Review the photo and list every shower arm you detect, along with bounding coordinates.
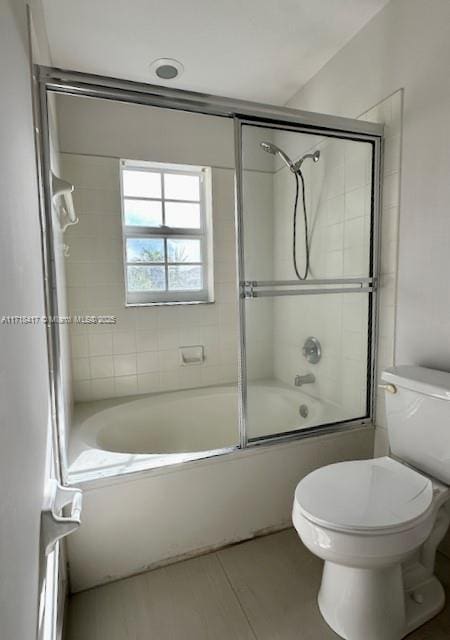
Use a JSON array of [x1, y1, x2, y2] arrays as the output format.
[[291, 153, 319, 173]]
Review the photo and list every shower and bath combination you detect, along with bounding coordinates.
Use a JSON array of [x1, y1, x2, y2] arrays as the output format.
[[260, 141, 320, 280]]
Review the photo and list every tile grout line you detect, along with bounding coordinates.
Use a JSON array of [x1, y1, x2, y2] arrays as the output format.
[[215, 551, 259, 640]]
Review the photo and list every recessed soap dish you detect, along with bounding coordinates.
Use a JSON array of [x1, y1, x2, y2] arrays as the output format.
[[179, 345, 205, 366]]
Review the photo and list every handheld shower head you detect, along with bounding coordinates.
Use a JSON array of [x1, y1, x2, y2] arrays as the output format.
[[260, 141, 294, 171], [259, 140, 321, 281], [260, 141, 277, 154]]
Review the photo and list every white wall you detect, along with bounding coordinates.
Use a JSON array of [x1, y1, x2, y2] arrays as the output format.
[[287, 0, 450, 372], [55, 95, 275, 403], [0, 1, 52, 638], [285, 0, 450, 549]]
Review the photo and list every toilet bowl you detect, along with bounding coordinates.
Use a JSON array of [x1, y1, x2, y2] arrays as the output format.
[[293, 366, 450, 639], [293, 456, 449, 640]]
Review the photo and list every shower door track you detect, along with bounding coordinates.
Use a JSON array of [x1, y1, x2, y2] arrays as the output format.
[[34, 65, 383, 479]]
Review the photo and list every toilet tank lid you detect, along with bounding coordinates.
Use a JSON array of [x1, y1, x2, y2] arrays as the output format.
[[382, 365, 450, 400]]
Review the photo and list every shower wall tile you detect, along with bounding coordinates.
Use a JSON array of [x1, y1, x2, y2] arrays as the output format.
[[72, 357, 90, 382], [114, 375, 138, 397], [62, 155, 254, 402], [241, 169, 275, 382], [90, 355, 114, 379], [71, 334, 89, 358], [91, 378, 115, 402]]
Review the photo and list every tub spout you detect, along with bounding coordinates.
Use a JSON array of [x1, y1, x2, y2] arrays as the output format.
[[294, 373, 315, 387]]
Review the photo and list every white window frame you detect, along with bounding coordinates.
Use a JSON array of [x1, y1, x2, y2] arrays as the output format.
[[120, 159, 214, 305]]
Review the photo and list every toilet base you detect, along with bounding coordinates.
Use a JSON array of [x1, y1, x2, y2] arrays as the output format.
[[318, 560, 445, 640]]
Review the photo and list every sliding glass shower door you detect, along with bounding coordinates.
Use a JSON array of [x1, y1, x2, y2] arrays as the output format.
[[236, 120, 379, 443]]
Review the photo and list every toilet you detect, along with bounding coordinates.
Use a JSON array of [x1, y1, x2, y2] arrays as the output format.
[[293, 365, 450, 640]]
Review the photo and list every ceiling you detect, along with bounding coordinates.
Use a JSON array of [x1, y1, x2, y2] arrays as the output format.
[[42, 0, 390, 105]]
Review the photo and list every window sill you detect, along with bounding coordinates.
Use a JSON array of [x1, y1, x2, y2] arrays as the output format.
[[124, 299, 216, 308]]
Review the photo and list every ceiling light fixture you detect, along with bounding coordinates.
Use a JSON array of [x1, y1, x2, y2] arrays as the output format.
[[149, 58, 184, 81]]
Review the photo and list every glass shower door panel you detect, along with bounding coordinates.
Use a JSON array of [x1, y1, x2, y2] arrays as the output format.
[[244, 293, 370, 441], [240, 121, 375, 441], [241, 124, 373, 282]]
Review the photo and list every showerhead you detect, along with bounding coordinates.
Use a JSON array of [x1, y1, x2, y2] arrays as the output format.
[[292, 150, 321, 171], [260, 141, 294, 171], [260, 141, 277, 154], [260, 141, 320, 173]]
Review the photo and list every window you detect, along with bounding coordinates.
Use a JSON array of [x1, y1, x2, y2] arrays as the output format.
[[120, 160, 214, 305]]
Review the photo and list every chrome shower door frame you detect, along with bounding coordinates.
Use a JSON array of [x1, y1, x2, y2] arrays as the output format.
[[35, 66, 383, 478], [234, 117, 383, 449]]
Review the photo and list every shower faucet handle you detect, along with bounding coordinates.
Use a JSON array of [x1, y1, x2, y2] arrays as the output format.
[[302, 337, 321, 364]]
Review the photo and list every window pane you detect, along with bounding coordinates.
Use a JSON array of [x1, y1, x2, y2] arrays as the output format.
[[165, 202, 201, 228], [126, 238, 164, 263], [127, 266, 165, 291], [122, 170, 161, 198], [167, 239, 201, 263], [168, 265, 203, 290], [164, 173, 200, 201], [124, 199, 162, 226]]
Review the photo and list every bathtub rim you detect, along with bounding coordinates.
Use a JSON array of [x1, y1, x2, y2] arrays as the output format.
[[68, 381, 372, 487], [68, 418, 373, 489], [69, 423, 374, 491], [72, 380, 331, 456]]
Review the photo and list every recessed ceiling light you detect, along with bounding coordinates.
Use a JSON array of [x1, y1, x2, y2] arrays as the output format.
[[149, 58, 184, 81]]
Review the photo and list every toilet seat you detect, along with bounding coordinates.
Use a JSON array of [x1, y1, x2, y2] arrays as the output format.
[[294, 457, 434, 535]]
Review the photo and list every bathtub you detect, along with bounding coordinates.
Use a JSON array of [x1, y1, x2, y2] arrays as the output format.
[[68, 381, 342, 483], [66, 382, 372, 591]]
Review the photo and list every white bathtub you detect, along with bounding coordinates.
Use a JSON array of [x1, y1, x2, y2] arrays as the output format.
[[68, 382, 342, 483], [81, 385, 239, 455], [66, 383, 371, 591]]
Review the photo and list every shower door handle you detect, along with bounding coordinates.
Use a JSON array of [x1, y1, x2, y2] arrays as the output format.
[[41, 479, 83, 555], [240, 278, 375, 299]]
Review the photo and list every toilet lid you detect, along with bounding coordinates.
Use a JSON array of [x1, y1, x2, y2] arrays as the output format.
[[295, 457, 433, 533]]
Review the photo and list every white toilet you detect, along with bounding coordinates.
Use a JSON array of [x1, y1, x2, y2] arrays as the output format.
[[293, 366, 450, 640]]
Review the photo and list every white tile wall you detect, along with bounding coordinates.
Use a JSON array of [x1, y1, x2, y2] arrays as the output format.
[[63, 154, 241, 402], [242, 169, 275, 382]]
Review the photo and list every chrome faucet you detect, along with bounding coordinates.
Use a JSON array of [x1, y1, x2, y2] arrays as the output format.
[[294, 373, 315, 387]]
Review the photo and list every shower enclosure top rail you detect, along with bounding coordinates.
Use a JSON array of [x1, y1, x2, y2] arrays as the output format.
[[37, 65, 384, 139]]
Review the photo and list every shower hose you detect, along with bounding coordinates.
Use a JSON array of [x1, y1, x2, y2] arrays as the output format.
[[293, 169, 310, 280]]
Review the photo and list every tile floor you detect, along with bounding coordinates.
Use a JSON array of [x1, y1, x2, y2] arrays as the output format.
[[66, 528, 450, 639]]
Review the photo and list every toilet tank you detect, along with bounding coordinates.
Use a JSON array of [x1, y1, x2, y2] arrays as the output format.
[[381, 366, 450, 484]]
